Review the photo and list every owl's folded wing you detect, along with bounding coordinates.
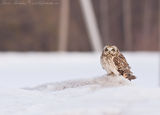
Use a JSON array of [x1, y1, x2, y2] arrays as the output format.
[[113, 53, 131, 73]]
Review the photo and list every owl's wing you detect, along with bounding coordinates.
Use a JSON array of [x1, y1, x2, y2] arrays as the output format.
[[113, 53, 131, 75]]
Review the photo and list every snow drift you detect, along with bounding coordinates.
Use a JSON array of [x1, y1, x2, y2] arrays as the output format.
[[0, 52, 159, 115], [27, 74, 131, 91]]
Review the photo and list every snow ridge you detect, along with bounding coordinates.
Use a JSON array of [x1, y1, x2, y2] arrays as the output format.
[[26, 74, 131, 91]]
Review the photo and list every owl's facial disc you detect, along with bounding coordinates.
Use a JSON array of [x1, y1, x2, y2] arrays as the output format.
[[103, 45, 118, 55]]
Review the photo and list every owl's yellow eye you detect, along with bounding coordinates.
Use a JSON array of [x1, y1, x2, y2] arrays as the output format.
[[105, 48, 108, 51], [111, 49, 115, 51]]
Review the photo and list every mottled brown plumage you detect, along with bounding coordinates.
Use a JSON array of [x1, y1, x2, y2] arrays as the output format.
[[100, 45, 136, 81]]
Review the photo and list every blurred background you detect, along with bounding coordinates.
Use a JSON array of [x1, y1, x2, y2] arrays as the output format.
[[0, 0, 159, 88], [0, 0, 159, 51], [0, 1, 160, 114]]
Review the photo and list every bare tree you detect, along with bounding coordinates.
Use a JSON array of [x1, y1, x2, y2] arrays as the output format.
[[58, 0, 70, 51], [123, 0, 132, 50], [100, 0, 110, 46], [80, 0, 102, 52]]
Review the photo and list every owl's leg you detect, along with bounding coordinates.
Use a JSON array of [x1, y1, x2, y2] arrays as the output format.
[[105, 66, 115, 76]]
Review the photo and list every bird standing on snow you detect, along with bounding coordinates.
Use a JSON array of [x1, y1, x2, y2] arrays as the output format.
[[100, 45, 136, 81]]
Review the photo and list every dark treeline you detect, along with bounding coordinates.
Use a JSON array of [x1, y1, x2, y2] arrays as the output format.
[[0, 0, 159, 51]]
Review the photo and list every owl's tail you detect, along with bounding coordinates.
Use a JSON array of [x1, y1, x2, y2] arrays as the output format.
[[123, 73, 136, 81]]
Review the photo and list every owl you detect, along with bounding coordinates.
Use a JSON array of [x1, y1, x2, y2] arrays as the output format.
[[100, 45, 136, 81]]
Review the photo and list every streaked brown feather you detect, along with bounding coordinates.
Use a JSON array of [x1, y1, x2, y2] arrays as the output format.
[[113, 53, 130, 70], [113, 53, 136, 80]]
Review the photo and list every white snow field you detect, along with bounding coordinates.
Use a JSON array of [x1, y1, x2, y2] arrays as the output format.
[[0, 52, 160, 115]]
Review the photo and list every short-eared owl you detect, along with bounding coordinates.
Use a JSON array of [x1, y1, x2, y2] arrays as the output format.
[[101, 45, 136, 81]]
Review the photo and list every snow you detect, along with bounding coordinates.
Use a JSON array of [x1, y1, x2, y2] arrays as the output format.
[[26, 75, 131, 91], [0, 52, 159, 115]]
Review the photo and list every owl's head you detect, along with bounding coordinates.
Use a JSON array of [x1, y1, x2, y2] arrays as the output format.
[[103, 45, 119, 56]]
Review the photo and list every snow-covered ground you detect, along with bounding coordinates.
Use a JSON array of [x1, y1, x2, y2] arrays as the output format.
[[0, 52, 160, 115]]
